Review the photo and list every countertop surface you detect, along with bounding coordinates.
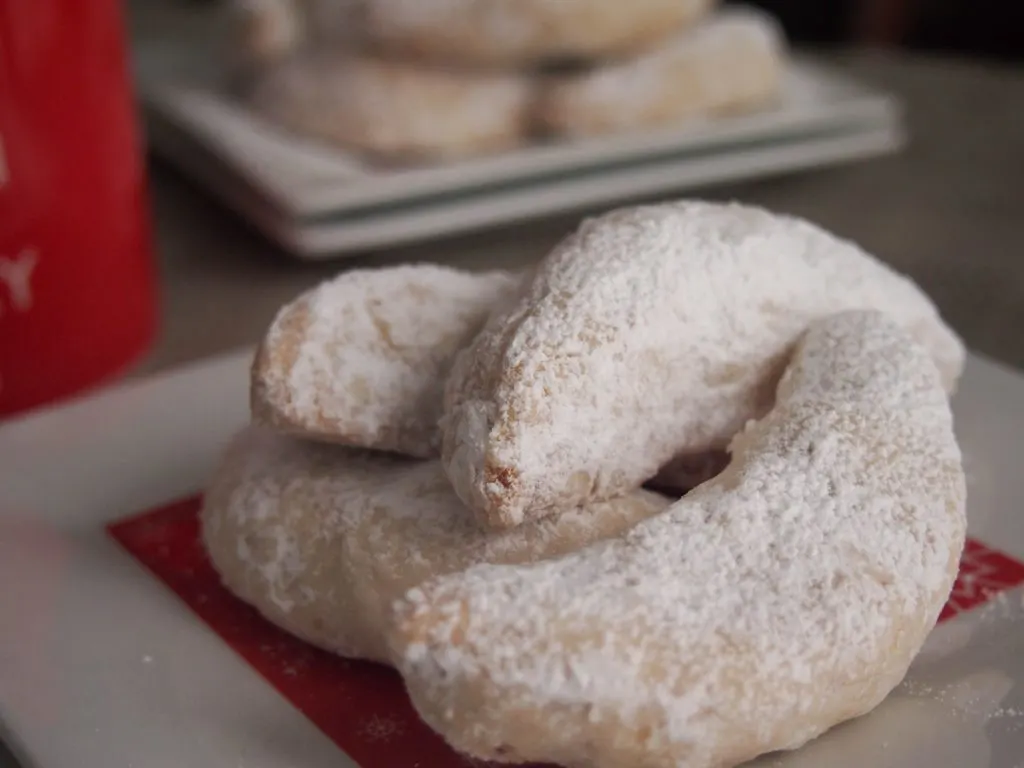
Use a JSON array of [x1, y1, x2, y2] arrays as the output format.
[[134, 46, 1024, 377]]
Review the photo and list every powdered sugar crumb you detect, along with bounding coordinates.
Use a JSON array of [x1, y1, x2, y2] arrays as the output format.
[[358, 714, 405, 743]]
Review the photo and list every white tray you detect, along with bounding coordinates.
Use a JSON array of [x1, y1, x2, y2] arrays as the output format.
[[140, 51, 904, 257], [2, 349, 1024, 768]]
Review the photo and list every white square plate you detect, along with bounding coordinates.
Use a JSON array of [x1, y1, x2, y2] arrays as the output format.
[[138, 42, 904, 256], [2, 350, 1024, 768]]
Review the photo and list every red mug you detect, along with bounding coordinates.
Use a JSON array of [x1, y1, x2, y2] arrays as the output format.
[[0, 0, 157, 418]]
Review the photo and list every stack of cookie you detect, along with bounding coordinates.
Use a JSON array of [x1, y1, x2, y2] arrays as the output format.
[[203, 200, 970, 768], [230, 0, 790, 162]]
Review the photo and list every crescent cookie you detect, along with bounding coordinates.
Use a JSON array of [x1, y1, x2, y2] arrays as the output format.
[[251, 265, 520, 459], [391, 310, 967, 768], [200, 425, 670, 663], [245, 51, 534, 160], [230, 0, 306, 67], [364, 0, 716, 67], [441, 200, 965, 529], [536, 7, 787, 139]]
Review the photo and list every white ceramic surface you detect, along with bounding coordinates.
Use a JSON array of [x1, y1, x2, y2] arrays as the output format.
[[2, 350, 1024, 768], [266, 124, 904, 255], [143, 60, 895, 216], [140, 52, 904, 257]]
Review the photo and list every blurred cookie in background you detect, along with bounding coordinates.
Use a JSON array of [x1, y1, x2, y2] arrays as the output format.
[[363, 0, 718, 68], [244, 51, 535, 161], [535, 7, 787, 139], [228, 0, 365, 71]]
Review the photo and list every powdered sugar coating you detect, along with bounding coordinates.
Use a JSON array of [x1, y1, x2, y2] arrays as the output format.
[[201, 425, 670, 662], [365, 0, 715, 67], [442, 200, 965, 528], [536, 7, 787, 138], [246, 52, 535, 160], [252, 264, 519, 458], [393, 311, 967, 768]]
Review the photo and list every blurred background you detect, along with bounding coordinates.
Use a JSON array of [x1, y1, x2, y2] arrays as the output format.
[[1, 0, 1022, 420], [751, 0, 1024, 58]]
